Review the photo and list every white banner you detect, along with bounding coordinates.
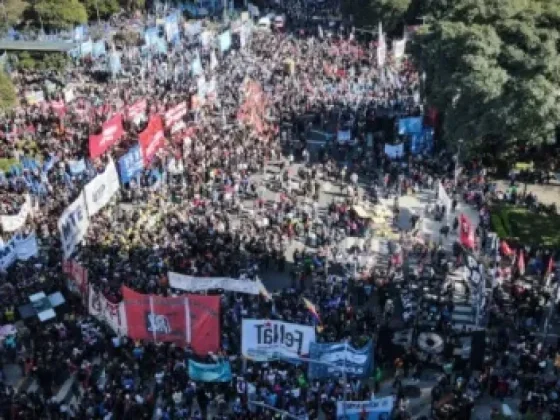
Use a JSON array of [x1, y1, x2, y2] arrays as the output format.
[[1, 194, 32, 232], [88, 285, 128, 336], [58, 191, 90, 258], [437, 181, 452, 211], [242, 319, 316, 361], [0, 232, 39, 270], [169, 272, 261, 294], [84, 158, 120, 217], [393, 38, 406, 59]]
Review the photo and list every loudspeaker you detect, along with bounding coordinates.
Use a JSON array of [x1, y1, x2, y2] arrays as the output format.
[[470, 331, 486, 370]]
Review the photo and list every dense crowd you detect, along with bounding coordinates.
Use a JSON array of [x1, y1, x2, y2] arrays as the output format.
[[0, 3, 558, 420]]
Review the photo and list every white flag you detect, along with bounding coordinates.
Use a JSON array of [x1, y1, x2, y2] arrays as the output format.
[[211, 49, 218, 70], [318, 25, 324, 39], [377, 22, 386, 68]]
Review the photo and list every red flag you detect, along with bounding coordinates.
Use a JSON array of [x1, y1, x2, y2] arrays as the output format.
[[500, 241, 513, 256], [546, 257, 554, 277], [518, 250, 525, 276], [459, 214, 475, 249]]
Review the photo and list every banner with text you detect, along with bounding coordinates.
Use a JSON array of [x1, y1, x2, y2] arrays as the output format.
[[83, 158, 120, 216], [1, 194, 32, 232], [308, 341, 373, 379], [122, 286, 220, 355], [58, 191, 89, 258], [242, 319, 316, 362], [336, 397, 394, 420], [169, 272, 261, 295], [188, 360, 232, 382], [88, 286, 128, 336], [0, 232, 39, 271], [139, 115, 165, 165], [118, 145, 144, 184], [89, 114, 124, 159]]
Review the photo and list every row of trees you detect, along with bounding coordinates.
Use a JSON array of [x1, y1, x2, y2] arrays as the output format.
[[343, 0, 560, 157], [1, 0, 146, 31]]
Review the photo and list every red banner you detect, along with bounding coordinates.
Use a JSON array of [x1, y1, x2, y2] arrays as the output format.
[[63, 259, 88, 298], [121, 286, 220, 355], [128, 99, 147, 122], [139, 115, 165, 165], [459, 214, 475, 249], [89, 114, 124, 159], [164, 102, 187, 129]]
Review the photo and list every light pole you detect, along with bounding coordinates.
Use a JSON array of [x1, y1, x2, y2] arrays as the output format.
[[454, 139, 463, 186]]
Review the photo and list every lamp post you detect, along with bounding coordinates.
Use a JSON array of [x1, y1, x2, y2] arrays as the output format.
[[454, 139, 463, 186]]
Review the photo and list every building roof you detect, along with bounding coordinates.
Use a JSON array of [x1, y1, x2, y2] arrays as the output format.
[[0, 40, 78, 52]]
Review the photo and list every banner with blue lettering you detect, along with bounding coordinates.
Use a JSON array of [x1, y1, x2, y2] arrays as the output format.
[[219, 31, 232, 52], [118, 145, 144, 184], [92, 41, 107, 58], [336, 397, 394, 420], [398, 117, 423, 135], [308, 341, 373, 380], [188, 360, 232, 382], [80, 39, 93, 57]]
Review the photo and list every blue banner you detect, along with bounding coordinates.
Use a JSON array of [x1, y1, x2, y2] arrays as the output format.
[[109, 52, 121, 75], [118, 146, 144, 184], [336, 397, 394, 420], [191, 54, 202, 75], [165, 14, 180, 43], [188, 360, 232, 382], [92, 41, 107, 58], [411, 127, 434, 155], [308, 341, 373, 380], [398, 117, 423, 135], [219, 31, 231, 52], [69, 159, 87, 175]]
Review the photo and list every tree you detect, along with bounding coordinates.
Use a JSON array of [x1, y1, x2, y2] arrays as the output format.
[[0, 0, 30, 30], [0, 71, 16, 112], [81, 0, 120, 20], [342, 0, 411, 33], [410, 0, 560, 158], [119, 0, 145, 13], [33, 0, 87, 30]]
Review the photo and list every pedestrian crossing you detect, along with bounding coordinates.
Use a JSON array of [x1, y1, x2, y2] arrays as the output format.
[[448, 270, 477, 331]]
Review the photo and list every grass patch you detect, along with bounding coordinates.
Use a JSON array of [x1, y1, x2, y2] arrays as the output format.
[[491, 204, 560, 247]]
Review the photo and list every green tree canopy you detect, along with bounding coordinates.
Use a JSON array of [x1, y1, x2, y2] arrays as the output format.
[[342, 0, 411, 32], [411, 0, 560, 155], [33, 0, 87, 30], [0, 71, 16, 112], [0, 0, 29, 31], [81, 0, 120, 20]]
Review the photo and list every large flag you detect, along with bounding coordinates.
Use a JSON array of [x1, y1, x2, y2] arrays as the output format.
[[121, 286, 220, 355], [500, 240, 513, 256], [518, 250, 525, 276], [459, 214, 475, 249]]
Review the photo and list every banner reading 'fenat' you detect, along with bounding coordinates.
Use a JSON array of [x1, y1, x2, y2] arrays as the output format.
[[58, 191, 89, 258], [121, 286, 220, 355], [89, 114, 124, 159], [336, 397, 394, 420], [308, 341, 373, 379], [139, 115, 165, 165], [83, 158, 120, 216], [242, 319, 316, 361], [169, 272, 261, 295]]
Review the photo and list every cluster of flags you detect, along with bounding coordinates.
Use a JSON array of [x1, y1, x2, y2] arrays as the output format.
[[500, 240, 555, 281]]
